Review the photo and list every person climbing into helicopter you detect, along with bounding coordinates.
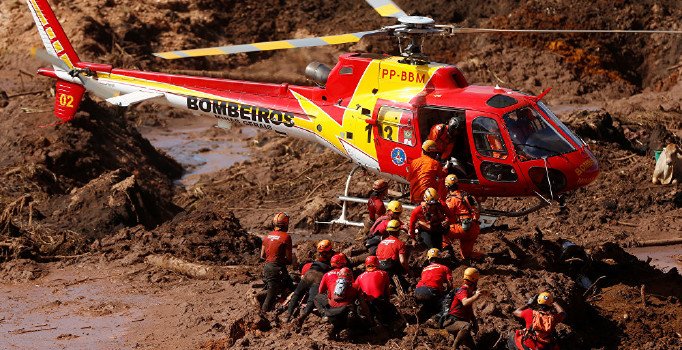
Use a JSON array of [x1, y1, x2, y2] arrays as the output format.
[[376, 219, 409, 292], [443, 174, 483, 261], [260, 212, 294, 315], [443, 267, 487, 350], [414, 248, 453, 321], [428, 117, 462, 161], [286, 239, 335, 328], [407, 140, 447, 204], [507, 291, 566, 350], [365, 200, 404, 255], [409, 188, 450, 250]]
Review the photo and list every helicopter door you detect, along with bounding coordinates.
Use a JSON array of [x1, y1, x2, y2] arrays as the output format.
[[468, 112, 523, 194], [372, 105, 418, 178]]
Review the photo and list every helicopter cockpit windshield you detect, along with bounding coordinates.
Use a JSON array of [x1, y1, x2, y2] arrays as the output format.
[[503, 106, 575, 160]]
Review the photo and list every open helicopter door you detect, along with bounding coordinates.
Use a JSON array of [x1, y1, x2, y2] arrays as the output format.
[[467, 111, 525, 195], [372, 104, 420, 180]]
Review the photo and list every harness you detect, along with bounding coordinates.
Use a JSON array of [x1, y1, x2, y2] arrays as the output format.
[[520, 310, 557, 349]]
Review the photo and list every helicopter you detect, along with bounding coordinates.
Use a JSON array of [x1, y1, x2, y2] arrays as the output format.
[[25, 0, 682, 227]]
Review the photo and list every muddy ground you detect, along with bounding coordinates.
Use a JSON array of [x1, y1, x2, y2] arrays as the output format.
[[0, 0, 681, 349]]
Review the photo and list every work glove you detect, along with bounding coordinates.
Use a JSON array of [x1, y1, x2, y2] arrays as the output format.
[[461, 218, 472, 231], [527, 293, 538, 306]]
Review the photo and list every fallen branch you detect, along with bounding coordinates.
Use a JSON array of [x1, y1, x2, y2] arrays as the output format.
[[144, 254, 237, 280], [11, 327, 57, 334], [634, 237, 682, 247], [613, 154, 637, 162], [615, 221, 638, 228]]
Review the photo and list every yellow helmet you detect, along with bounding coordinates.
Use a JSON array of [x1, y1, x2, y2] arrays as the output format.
[[463, 267, 479, 282], [445, 174, 459, 188], [422, 140, 438, 153], [537, 292, 553, 305], [387, 200, 403, 213], [386, 219, 400, 232], [427, 248, 440, 260], [423, 187, 439, 204]]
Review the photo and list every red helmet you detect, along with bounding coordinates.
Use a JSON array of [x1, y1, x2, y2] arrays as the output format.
[[372, 179, 389, 192], [273, 212, 289, 228], [338, 267, 353, 280], [365, 256, 379, 271], [330, 253, 348, 268]]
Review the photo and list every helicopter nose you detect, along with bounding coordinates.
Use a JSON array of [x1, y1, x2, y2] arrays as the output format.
[[573, 147, 600, 188]]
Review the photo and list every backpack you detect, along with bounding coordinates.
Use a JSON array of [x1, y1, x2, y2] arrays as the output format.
[[523, 310, 557, 344], [333, 278, 351, 302]]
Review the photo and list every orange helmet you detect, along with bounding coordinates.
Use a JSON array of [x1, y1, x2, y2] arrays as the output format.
[[365, 255, 379, 271], [273, 212, 289, 229], [372, 179, 389, 192], [422, 140, 438, 153], [331, 253, 348, 268], [317, 239, 332, 253]]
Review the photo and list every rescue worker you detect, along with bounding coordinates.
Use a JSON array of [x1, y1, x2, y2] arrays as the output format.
[[260, 212, 293, 314], [376, 220, 409, 292], [353, 255, 394, 326], [407, 140, 447, 203], [286, 240, 334, 326], [314, 267, 360, 340], [368, 179, 389, 225], [409, 188, 450, 249], [443, 174, 483, 260], [508, 292, 566, 350], [414, 248, 452, 321], [443, 267, 487, 349], [366, 200, 404, 254], [428, 118, 460, 161], [318, 253, 349, 300]]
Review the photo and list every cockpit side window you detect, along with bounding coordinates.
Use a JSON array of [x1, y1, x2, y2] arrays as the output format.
[[503, 106, 574, 160], [472, 117, 508, 159]]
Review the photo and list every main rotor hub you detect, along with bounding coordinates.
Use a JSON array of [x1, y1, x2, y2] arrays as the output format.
[[398, 16, 435, 26]]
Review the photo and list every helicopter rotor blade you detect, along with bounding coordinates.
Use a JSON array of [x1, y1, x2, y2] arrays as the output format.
[[32, 48, 119, 99], [365, 0, 407, 18], [439, 26, 682, 35], [154, 30, 382, 60]]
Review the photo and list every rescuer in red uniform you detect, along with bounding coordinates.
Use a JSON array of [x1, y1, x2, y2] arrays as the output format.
[[376, 220, 409, 292], [354, 255, 397, 326], [287, 240, 335, 327], [443, 174, 483, 260], [443, 267, 488, 349], [414, 248, 452, 320], [428, 122, 456, 161], [318, 253, 350, 300], [408, 140, 447, 203], [260, 212, 293, 314], [368, 179, 389, 224], [365, 200, 404, 254], [409, 188, 450, 249], [314, 267, 360, 340], [508, 292, 566, 350]]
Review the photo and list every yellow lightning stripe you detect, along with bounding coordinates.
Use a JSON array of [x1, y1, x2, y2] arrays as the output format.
[[375, 4, 402, 17], [321, 34, 362, 45], [291, 91, 346, 155], [29, 0, 48, 25], [252, 41, 296, 50], [58, 54, 74, 69], [52, 40, 63, 53], [46, 28, 56, 40]]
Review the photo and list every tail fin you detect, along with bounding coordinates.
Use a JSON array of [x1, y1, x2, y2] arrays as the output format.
[[26, 0, 80, 69]]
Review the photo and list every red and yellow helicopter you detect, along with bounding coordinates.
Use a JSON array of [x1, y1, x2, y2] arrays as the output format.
[[25, 0, 682, 226]]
